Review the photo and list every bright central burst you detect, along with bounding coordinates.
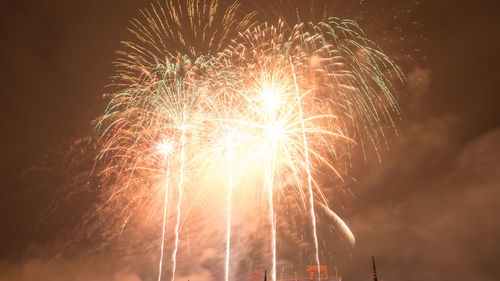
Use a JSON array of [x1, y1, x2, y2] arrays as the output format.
[[96, 1, 403, 280]]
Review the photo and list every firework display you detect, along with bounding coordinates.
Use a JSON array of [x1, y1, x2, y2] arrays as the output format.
[[96, 1, 403, 280]]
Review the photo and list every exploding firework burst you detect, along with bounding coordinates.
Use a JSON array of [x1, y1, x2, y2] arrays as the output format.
[[96, 1, 403, 280]]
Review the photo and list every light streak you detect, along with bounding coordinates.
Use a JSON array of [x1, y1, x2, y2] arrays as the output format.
[[225, 132, 234, 281], [267, 152, 277, 281], [319, 203, 356, 247], [290, 58, 320, 280], [157, 163, 170, 281], [171, 123, 186, 281]]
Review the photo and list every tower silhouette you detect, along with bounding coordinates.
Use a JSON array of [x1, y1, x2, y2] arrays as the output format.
[[372, 256, 378, 281]]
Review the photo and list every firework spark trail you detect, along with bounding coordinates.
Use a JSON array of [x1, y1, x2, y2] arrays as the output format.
[[289, 57, 320, 280], [171, 123, 186, 281], [158, 164, 170, 281], [220, 128, 236, 281], [319, 203, 355, 247], [266, 144, 277, 281], [268, 179, 277, 281], [224, 152, 233, 281]]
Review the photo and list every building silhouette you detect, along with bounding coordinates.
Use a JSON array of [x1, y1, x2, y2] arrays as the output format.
[[245, 266, 342, 281]]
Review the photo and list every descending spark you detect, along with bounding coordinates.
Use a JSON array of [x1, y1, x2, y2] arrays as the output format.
[[225, 134, 234, 281], [171, 124, 186, 281], [319, 203, 356, 247], [224, 169, 232, 281], [158, 139, 175, 281], [158, 166, 169, 281], [269, 131, 276, 280], [289, 58, 320, 279], [268, 165, 277, 281]]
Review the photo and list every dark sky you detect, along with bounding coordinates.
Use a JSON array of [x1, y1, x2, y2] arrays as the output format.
[[1, 0, 499, 280]]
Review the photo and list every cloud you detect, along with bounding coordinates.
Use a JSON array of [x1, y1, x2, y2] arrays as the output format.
[[0, 257, 142, 281], [407, 67, 432, 108], [342, 124, 500, 281]]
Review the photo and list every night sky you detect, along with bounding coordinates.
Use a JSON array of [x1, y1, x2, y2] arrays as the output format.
[[1, 0, 500, 280]]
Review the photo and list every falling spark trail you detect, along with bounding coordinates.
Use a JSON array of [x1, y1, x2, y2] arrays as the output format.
[[224, 155, 233, 281], [266, 150, 277, 281], [319, 203, 356, 247], [171, 125, 186, 281], [269, 189, 276, 281], [157, 164, 170, 281], [290, 58, 320, 279]]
